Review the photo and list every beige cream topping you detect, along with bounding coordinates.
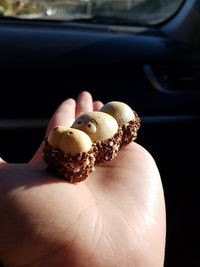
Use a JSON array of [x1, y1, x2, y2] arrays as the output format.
[[71, 111, 118, 143], [47, 126, 92, 156], [100, 101, 135, 124]]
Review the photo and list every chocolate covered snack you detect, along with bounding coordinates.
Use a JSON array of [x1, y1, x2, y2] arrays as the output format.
[[100, 101, 141, 147], [72, 111, 122, 163], [43, 126, 95, 183], [43, 101, 140, 183]]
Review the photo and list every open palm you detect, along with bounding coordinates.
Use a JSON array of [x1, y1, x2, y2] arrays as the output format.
[[0, 92, 166, 267]]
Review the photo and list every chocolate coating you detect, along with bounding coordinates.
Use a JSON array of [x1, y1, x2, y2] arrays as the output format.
[[43, 126, 95, 183], [43, 139, 95, 183], [100, 101, 141, 147], [120, 111, 141, 147]]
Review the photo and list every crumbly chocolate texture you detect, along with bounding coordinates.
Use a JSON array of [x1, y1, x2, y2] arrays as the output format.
[[120, 111, 141, 147], [43, 139, 95, 183], [93, 128, 123, 164]]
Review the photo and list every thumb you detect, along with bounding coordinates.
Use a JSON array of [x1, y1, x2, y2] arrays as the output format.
[[0, 156, 7, 166]]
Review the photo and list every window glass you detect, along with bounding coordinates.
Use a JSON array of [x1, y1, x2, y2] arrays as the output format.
[[0, 0, 185, 26]]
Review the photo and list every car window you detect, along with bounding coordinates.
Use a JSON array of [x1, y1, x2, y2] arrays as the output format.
[[0, 0, 185, 26]]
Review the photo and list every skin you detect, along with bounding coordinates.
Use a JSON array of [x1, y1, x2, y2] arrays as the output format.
[[0, 91, 166, 267]]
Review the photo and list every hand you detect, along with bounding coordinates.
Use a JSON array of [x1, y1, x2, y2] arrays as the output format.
[[0, 92, 166, 267]]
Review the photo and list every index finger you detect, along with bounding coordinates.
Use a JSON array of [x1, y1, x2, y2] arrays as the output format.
[[46, 98, 76, 136], [30, 98, 76, 164]]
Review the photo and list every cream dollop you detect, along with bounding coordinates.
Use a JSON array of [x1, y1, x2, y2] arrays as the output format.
[[72, 111, 118, 143], [47, 126, 92, 156], [100, 101, 135, 124]]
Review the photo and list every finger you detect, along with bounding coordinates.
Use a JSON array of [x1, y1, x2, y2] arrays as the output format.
[[93, 100, 103, 111], [76, 91, 93, 118], [0, 156, 7, 167], [46, 98, 76, 135], [30, 98, 76, 164]]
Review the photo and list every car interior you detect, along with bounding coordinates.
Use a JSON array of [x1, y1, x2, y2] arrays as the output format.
[[0, 0, 200, 266]]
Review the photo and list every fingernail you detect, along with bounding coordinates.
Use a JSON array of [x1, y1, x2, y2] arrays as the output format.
[[77, 91, 91, 100]]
